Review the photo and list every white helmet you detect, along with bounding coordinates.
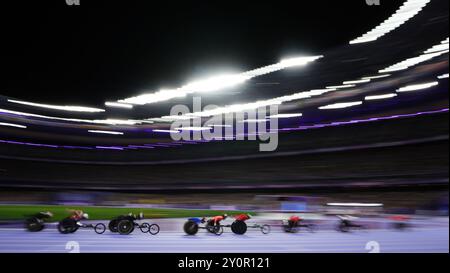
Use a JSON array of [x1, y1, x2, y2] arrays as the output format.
[[82, 213, 89, 219]]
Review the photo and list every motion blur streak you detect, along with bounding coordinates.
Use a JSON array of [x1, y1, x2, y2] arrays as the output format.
[[7, 99, 105, 113], [379, 38, 449, 73], [0, 122, 27, 129], [117, 56, 322, 105], [350, 0, 431, 44], [318, 101, 363, 110], [87, 130, 124, 135], [365, 94, 398, 101], [396, 81, 439, 92], [104, 102, 134, 109], [0, 108, 145, 125]]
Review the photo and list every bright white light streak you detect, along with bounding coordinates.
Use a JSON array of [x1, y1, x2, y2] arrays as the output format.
[[7, 99, 105, 113], [0, 108, 143, 125], [424, 43, 450, 54], [437, 73, 449, 79], [277, 56, 323, 68], [365, 93, 398, 100], [307, 88, 336, 96], [153, 129, 180, 133], [183, 74, 250, 93], [379, 38, 449, 73], [242, 55, 323, 78], [239, 119, 269, 123], [269, 113, 303, 118], [117, 55, 322, 105], [174, 127, 212, 131], [88, 130, 124, 135], [105, 102, 134, 109], [380, 51, 448, 73], [350, 0, 431, 44], [362, 74, 391, 80], [343, 79, 371, 85], [326, 84, 356, 89], [147, 89, 333, 121], [319, 101, 363, 110], [207, 124, 232, 128], [0, 122, 27, 129], [327, 203, 383, 207], [185, 99, 283, 118], [160, 115, 196, 120], [145, 88, 337, 122], [118, 75, 248, 105], [396, 81, 439, 92]]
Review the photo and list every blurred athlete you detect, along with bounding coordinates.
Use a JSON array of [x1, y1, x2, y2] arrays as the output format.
[[206, 214, 228, 226], [234, 213, 252, 222], [67, 209, 89, 221], [288, 215, 302, 228], [34, 211, 54, 219], [337, 215, 362, 229], [127, 212, 144, 220], [388, 214, 411, 230]]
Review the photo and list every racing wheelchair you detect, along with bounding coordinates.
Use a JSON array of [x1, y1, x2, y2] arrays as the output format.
[[24, 211, 53, 232], [183, 215, 270, 236], [183, 218, 224, 236], [282, 219, 317, 233], [108, 212, 160, 235], [335, 216, 366, 233], [57, 216, 106, 234], [229, 219, 270, 235]]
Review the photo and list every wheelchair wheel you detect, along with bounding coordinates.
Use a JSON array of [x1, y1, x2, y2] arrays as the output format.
[[203, 221, 221, 235], [205, 223, 223, 235], [139, 222, 150, 233], [95, 223, 106, 234], [261, 224, 270, 234], [184, 220, 199, 235], [337, 222, 349, 233], [213, 226, 223, 236], [57, 224, 70, 234], [58, 218, 77, 234], [25, 218, 45, 232], [205, 221, 212, 232], [108, 219, 119, 233], [149, 224, 160, 235], [231, 220, 247, 235], [117, 219, 135, 235], [69, 225, 79, 233]]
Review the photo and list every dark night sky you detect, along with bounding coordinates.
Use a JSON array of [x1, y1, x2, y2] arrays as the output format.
[[0, 0, 402, 106]]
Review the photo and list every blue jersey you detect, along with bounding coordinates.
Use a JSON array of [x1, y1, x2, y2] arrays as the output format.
[[188, 218, 203, 224]]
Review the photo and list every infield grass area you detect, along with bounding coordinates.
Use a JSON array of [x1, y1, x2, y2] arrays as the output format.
[[0, 204, 251, 221]]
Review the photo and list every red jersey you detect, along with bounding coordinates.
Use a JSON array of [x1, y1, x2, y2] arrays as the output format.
[[235, 214, 250, 221], [389, 215, 410, 221], [70, 215, 83, 221], [211, 216, 225, 223], [69, 210, 84, 221], [289, 216, 301, 223]]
